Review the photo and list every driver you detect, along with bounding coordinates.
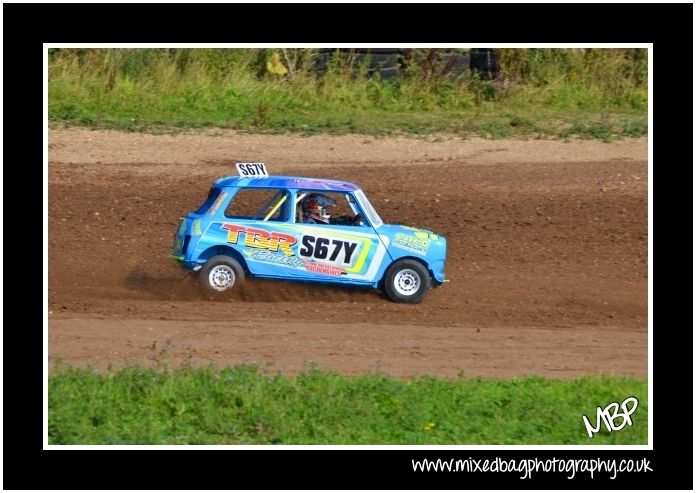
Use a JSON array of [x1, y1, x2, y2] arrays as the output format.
[[300, 193, 362, 225]]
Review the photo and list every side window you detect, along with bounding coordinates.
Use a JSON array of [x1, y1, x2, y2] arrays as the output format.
[[296, 190, 366, 226], [225, 188, 289, 221]]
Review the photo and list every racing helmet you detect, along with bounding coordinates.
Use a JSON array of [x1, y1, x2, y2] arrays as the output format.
[[301, 193, 336, 223]]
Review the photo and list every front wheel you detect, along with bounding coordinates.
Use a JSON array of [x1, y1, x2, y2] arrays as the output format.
[[199, 255, 245, 294], [383, 259, 430, 303]]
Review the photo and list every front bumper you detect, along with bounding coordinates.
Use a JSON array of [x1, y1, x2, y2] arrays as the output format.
[[429, 260, 446, 284]]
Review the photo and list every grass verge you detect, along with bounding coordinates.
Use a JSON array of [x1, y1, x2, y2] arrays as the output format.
[[49, 364, 647, 445], [48, 48, 647, 140]]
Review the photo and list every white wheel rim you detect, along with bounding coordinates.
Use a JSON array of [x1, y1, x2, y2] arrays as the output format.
[[209, 265, 235, 291], [394, 268, 420, 296]]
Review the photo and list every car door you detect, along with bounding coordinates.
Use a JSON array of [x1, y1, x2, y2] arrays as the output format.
[[291, 191, 390, 285]]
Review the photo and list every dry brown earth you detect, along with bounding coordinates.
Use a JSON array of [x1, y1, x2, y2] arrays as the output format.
[[48, 129, 648, 378]]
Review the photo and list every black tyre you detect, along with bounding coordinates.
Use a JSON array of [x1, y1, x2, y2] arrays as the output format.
[[470, 48, 498, 80], [383, 259, 430, 303], [373, 66, 400, 80], [199, 255, 245, 294]]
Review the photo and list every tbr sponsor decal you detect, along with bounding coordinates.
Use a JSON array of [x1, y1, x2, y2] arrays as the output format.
[[207, 191, 228, 216], [192, 219, 202, 235], [221, 224, 297, 256], [242, 249, 305, 268], [393, 232, 430, 254]]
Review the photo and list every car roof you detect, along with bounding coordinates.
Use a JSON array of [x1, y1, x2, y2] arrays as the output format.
[[214, 175, 360, 192]]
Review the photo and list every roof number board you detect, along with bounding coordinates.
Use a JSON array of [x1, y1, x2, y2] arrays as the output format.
[[236, 162, 268, 178]]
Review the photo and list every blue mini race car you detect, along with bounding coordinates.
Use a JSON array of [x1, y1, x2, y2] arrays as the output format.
[[171, 163, 447, 303]]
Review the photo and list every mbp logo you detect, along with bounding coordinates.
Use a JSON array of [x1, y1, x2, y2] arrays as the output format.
[[582, 396, 639, 438]]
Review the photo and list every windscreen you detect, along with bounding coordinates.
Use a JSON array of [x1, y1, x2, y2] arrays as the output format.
[[354, 189, 383, 228]]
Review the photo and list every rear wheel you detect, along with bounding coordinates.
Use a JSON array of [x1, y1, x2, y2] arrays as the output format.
[[199, 255, 245, 294], [383, 259, 430, 303]]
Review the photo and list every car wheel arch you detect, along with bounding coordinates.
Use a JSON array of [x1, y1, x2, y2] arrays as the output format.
[[198, 245, 250, 274], [380, 256, 432, 285]]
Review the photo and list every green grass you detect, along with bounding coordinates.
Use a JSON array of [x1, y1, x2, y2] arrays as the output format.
[[48, 364, 648, 445], [48, 48, 648, 140]]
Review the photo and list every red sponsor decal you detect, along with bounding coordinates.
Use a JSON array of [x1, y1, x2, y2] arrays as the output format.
[[303, 260, 346, 276], [221, 224, 296, 256]]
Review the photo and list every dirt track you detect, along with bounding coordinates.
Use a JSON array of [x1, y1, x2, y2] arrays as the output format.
[[48, 129, 648, 378]]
